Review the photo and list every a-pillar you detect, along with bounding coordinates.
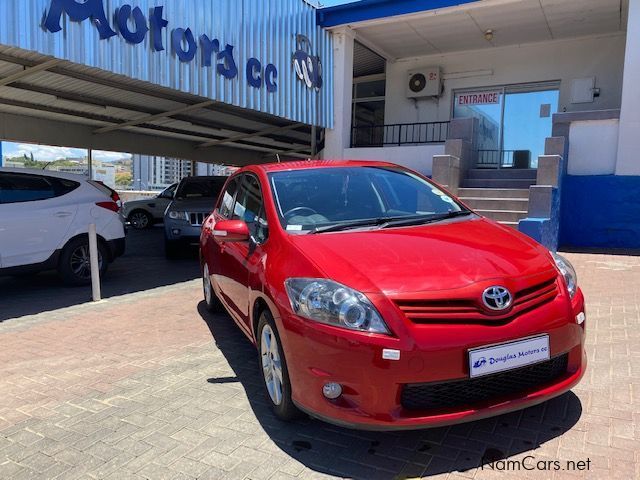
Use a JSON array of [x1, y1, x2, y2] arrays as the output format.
[[323, 27, 355, 159]]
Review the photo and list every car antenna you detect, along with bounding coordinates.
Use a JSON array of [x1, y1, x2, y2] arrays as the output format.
[[276, 154, 281, 163]]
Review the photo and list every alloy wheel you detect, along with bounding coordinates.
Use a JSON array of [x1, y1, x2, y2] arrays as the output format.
[[69, 245, 102, 280], [261, 324, 284, 406], [203, 263, 212, 304], [130, 212, 149, 229]]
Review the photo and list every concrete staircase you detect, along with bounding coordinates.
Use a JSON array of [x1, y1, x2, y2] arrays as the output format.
[[458, 169, 536, 227]]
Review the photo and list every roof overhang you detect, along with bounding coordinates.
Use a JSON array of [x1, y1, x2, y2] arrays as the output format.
[[320, 0, 627, 61], [0, 47, 317, 165], [318, 0, 480, 28]]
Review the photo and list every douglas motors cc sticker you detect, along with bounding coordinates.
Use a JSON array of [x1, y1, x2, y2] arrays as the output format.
[[293, 34, 323, 90]]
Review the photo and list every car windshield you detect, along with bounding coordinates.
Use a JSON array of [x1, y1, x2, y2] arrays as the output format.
[[176, 178, 226, 199], [269, 166, 468, 234]]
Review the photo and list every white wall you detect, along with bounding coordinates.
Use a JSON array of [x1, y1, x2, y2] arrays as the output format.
[[324, 28, 355, 159], [616, 0, 640, 175], [568, 119, 619, 175], [343, 144, 444, 176], [385, 34, 626, 125]]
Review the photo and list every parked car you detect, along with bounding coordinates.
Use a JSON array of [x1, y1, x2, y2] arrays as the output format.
[[0, 168, 125, 286], [199, 160, 586, 430], [164, 176, 227, 258], [122, 183, 177, 229]]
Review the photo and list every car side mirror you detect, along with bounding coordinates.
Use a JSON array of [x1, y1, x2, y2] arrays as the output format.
[[213, 220, 250, 243], [159, 191, 173, 199]]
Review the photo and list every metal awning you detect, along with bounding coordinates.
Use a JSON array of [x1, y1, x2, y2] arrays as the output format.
[[0, 47, 318, 165]]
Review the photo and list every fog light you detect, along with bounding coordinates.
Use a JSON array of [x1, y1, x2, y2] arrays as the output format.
[[576, 312, 586, 325], [172, 229, 180, 235], [322, 382, 342, 399]]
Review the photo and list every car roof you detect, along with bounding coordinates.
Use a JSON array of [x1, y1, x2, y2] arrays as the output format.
[[0, 167, 90, 182], [248, 159, 400, 174]]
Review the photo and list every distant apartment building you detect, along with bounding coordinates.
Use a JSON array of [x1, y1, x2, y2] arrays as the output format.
[[132, 155, 193, 190], [133, 155, 235, 190]]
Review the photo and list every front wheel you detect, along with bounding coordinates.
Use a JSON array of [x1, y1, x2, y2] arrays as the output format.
[[58, 237, 108, 286], [202, 262, 223, 312], [257, 311, 300, 421], [128, 210, 152, 229]]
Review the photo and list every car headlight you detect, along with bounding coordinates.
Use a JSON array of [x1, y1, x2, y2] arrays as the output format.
[[168, 210, 187, 221], [284, 278, 390, 334], [552, 252, 577, 299]]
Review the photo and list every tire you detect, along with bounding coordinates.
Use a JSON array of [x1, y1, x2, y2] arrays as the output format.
[[202, 262, 223, 312], [128, 210, 153, 230], [58, 236, 108, 286], [165, 238, 180, 259], [257, 311, 300, 421]]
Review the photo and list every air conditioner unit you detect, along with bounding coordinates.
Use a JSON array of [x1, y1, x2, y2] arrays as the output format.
[[407, 67, 442, 98]]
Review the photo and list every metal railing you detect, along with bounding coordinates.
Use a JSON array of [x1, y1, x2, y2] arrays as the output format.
[[476, 150, 532, 169], [351, 121, 449, 148]]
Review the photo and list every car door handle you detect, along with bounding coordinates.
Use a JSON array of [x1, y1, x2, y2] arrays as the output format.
[[54, 211, 73, 218]]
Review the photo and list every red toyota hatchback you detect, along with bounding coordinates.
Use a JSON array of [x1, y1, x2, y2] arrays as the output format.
[[200, 160, 586, 430]]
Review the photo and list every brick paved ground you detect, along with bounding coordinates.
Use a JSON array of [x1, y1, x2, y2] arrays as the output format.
[[0, 252, 638, 480]]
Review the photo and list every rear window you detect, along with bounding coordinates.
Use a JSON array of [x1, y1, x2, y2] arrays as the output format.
[[0, 172, 80, 204], [176, 177, 227, 199]]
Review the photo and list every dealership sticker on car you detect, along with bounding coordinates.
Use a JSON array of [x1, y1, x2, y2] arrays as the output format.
[[468, 335, 550, 378]]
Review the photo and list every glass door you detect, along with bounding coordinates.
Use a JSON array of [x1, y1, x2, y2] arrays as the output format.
[[503, 86, 559, 168], [453, 82, 559, 168]]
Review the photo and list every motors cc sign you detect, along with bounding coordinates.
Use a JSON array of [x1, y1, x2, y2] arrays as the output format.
[[42, 0, 328, 93]]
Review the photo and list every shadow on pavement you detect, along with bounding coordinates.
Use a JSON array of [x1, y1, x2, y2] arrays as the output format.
[[0, 228, 200, 322], [198, 302, 583, 480]]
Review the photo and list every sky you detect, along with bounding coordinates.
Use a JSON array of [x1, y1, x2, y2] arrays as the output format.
[[2, 142, 131, 163]]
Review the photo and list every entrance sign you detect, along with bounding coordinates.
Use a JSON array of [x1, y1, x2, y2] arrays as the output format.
[[458, 91, 501, 106]]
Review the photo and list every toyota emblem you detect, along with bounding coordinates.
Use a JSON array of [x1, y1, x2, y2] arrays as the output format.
[[482, 286, 513, 311]]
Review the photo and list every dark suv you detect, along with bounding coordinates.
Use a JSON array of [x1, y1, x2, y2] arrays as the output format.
[[164, 176, 227, 258]]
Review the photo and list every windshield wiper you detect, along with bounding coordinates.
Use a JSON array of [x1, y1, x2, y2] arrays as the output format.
[[309, 211, 472, 234], [310, 216, 421, 234], [380, 210, 472, 229]]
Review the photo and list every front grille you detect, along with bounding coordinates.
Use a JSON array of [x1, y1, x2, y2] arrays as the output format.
[[188, 212, 210, 226], [401, 353, 569, 411], [395, 277, 558, 325]]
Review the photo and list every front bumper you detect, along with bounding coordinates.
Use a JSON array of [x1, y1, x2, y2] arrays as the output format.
[[281, 288, 586, 430], [164, 220, 202, 243]]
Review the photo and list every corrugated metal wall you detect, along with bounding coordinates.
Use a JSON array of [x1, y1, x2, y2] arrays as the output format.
[[0, 0, 333, 127]]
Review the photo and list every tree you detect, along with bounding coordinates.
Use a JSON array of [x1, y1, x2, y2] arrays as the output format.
[[115, 172, 132, 187]]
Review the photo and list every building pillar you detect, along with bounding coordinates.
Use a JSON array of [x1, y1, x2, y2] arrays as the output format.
[[323, 27, 355, 159], [616, 0, 640, 175]]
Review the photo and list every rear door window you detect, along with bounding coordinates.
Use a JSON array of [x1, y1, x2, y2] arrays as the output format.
[[0, 173, 79, 204]]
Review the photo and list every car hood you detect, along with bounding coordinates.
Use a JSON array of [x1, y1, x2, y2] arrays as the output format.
[[287, 218, 554, 294], [169, 198, 217, 212]]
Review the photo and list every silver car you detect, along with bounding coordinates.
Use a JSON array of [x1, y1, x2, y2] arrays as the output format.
[[122, 183, 177, 229], [164, 176, 227, 258]]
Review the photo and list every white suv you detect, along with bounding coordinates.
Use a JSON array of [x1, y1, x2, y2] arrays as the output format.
[[0, 168, 126, 285]]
